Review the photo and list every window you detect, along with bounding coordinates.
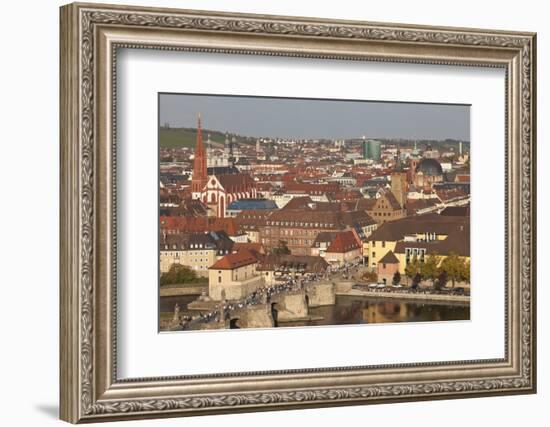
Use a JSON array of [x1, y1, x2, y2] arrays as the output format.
[[218, 276, 221, 283], [382, 241, 386, 248], [372, 252, 376, 258]]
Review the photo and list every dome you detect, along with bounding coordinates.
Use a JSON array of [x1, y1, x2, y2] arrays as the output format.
[[416, 158, 443, 176]]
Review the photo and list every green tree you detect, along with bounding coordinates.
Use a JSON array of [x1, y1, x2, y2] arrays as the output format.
[[421, 253, 440, 286], [462, 260, 471, 283], [272, 240, 291, 255], [405, 256, 420, 284], [392, 271, 401, 286], [160, 264, 199, 286], [439, 253, 468, 288]]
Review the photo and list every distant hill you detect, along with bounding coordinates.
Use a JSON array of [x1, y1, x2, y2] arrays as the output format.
[[159, 127, 226, 149], [159, 127, 259, 149]]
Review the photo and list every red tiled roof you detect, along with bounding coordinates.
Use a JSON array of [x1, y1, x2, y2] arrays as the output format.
[[281, 196, 314, 210], [209, 249, 258, 270], [215, 173, 255, 193], [284, 181, 340, 195], [332, 189, 363, 201], [268, 210, 341, 228], [436, 188, 468, 202], [233, 242, 266, 256], [209, 218, 240, 236], [160, 216, 240, 236], [326, 230, 361, 253]]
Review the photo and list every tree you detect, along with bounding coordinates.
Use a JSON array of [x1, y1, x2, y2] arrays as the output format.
[[362, 271, 378, 283], [272, 240, 291, 255], [412, 273, 422, 288], [421, 253, 440, 287], [462, 260, 471, 283], [392, 271, 401, 286], [160, 264, 199, 286], [436, 270, 448, 290], [439, 253, 468, 288], [405, 256, 420, 284]]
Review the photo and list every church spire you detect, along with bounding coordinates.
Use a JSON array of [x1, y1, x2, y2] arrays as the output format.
[[191, 113, 208, 199], [197, 113, 203, 147]]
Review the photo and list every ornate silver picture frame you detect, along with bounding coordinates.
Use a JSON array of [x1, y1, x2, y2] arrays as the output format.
[[60, 2, 536, 423]]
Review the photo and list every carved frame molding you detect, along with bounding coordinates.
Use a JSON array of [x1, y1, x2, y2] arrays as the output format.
[[60, 2, 536, 423]]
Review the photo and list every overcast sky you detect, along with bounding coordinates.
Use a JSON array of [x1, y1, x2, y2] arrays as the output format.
[[159, 93, 470, 141]]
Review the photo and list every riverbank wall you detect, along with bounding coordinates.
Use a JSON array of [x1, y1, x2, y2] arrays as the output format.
[[160, 284, 207, 297], [336, 289, 470, 304]]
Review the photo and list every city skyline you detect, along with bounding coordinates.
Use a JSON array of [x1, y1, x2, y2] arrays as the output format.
[[159, 94, 471, 332], [160, 93, 470, 141]]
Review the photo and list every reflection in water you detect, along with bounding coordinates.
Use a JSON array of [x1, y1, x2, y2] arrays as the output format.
[[160, 295, 470, 328], [295, 296, 470, 327]]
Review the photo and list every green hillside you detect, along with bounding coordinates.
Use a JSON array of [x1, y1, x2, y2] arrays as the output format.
[[159, 127, 227, 149], [159, 127, 260, 149]]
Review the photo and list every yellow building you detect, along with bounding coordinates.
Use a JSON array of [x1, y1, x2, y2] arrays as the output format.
[[208, 249, 264, 300], [364, 213, 470, 274], [160, 231, 234, 276]]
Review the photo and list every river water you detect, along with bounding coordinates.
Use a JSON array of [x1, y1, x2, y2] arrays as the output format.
[[160, 294, 469, 328]]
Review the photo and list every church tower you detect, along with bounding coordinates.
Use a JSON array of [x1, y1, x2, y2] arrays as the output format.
[[391, 148, 408, 208], [191, 114, 208, 199]]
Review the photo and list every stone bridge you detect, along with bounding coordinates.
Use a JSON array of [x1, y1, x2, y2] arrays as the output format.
[[174, 281, 336, 330], [224, 281, 335, 329]]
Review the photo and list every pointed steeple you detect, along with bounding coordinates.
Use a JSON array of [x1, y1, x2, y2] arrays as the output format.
[[391, 146, 407, 208], [191, 114, 208, 198]]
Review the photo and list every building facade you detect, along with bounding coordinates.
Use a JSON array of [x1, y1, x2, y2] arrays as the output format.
[[364, 213, 470, 273], [208, 250, 263, 300], [325, 230, 362, 266], [159, 231, 234, 275], [377, 250, 400, 284], [366, 190, 407, 224], [190, 115, 257, 217]]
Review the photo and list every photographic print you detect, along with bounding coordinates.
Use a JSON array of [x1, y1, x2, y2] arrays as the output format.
[[60, 5, 536, 420], [158, 94, 471, 332]]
